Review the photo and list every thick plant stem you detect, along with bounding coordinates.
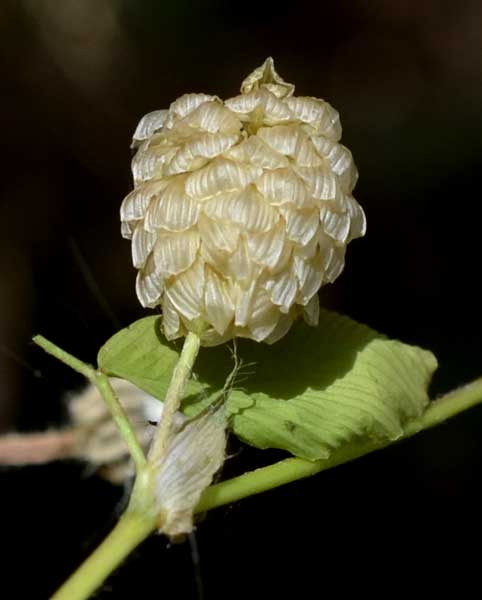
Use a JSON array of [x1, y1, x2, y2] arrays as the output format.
[[52, 374, 482, 600], [36, 328, 482, 600], [148, 331, 201, 463], [51, 510, 156, 600], [50, 331, 202, 600], [32, 335, 147, 471], [196, 376, 482, 512]]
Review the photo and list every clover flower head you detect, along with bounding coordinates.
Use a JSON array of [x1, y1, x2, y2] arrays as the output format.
[[121, 58, 366, 345]]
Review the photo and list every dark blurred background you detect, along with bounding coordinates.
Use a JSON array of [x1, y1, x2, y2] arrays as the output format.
[[1, 1, 482, 598]]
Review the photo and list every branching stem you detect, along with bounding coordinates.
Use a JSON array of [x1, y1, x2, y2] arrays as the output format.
[[32, 335, 147, 471], [39, 331, 201, 600], [32, 333, 482, 600], [197, 376, 482, 511], [50, 510, 156, 600]]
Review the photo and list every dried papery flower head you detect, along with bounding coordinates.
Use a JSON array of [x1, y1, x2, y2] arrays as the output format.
[[121, 58, 366, 345]]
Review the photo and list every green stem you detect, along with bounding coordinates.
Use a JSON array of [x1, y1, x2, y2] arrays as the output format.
[[51, 510, 156, 600], [51, 374, 482, 600], [32, 335, 146, 471], [39, 327, 482, 600], [148, 331, 201, 463], [196, 376, 482, 512], [49, 331, 203, 599], [32, 335, 94, 380], [94, 376, 147, 471]]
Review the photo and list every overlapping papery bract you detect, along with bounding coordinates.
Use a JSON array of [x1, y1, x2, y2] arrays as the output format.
[[121, 58, 366, 345]]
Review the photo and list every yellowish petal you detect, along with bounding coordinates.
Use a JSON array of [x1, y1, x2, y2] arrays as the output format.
[[179, 101, 242, 135], [258, 88, 293, 124], [310, 136, 358, 193], [294, 253, 324, 305], [132, 110, 169, 143], [169, 93, 216, 118], [144, 179, 199, 232], [319, 206, 351, 243], [132, 143, 176, 183], [247, 287, 281, 341], [264, 311, 294, 344], [164, 132, 240, 176], [204, 267, 235, 334], [165, 259, 205, 320], [255, 168, 312, 209], [245, 223, 287, 269], [132, 223, 156, 269], [225, 91, 261, 115], [136, 254, 164, 308], [345, 196, 367, 241], [224, 135, 289, 169], [294, 165, 339, 201], [234, 280, 256, 327], [161, 294, 182, 340], [263, 267, 298, 313], [185, 158, 262, 199], [203, 187, 279, 232], [198, 213, 240, 253], [286, 96, 342, 140], [240, 57, 294, 98], [280, 206, 320, 245], [226, 237, 259, 282], [153, 230, 200, 276], [121, 179, 168, 222]]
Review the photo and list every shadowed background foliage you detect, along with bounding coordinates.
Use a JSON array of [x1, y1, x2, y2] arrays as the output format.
[[1, 1, 481, 598]]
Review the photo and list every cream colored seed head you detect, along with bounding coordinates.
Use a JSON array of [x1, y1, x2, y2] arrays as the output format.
[[121, 58, 366, 346]]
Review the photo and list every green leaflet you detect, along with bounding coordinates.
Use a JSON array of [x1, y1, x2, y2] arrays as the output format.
[[97, 310, 437, 460]]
